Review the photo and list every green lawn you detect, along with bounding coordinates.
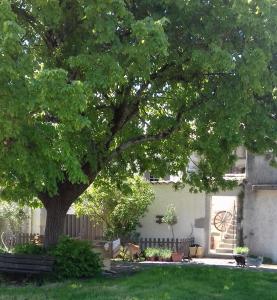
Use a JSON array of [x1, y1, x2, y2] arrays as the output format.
[[1, 266, 277, 300]]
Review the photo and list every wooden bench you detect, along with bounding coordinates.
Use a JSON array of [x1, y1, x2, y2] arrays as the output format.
[[0, 253, 55, 284]]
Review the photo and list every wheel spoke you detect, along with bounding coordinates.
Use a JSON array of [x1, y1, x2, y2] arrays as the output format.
[[213, 211, 233, 232]]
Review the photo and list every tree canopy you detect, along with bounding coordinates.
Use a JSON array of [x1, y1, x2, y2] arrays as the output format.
[[0, 0, 276, 245]]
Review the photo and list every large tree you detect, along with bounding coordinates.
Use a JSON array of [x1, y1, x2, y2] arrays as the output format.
[[0, 0, 276, 247]]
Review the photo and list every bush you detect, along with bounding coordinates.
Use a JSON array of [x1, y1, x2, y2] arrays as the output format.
[[48, 236, 102, 279], [159, 249, 172, 259], [13, 243, 46, 255], [234, 247, 249, 255], [145, 247, 160, 258], [0, 247, 6, 254]]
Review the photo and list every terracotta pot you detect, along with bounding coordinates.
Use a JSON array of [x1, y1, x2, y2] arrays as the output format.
[[171, 252, 183, 262], [189, 246, 204, 258], [148, 256, 156, 261]]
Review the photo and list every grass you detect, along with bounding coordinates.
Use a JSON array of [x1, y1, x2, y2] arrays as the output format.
[[1, 266, 277, 300]]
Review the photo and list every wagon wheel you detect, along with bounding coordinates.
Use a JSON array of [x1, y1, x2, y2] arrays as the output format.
[[213, 211, 232, 232]]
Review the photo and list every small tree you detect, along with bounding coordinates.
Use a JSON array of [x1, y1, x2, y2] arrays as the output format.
[[162, 204, 177, 240], [75, 176, 154, 244], [0, 201, 28, 234]]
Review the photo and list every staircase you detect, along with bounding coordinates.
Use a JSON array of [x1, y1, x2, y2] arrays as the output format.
[[215, 218, 237, 254]]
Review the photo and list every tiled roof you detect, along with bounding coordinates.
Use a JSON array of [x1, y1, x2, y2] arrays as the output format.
[[149, 173, 246, 185], [252, 184, 277, 191]]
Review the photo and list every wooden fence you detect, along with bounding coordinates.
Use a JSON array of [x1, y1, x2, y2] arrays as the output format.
[[1, 215, 104, 248], [64, 215, 104, 241], [0, 232, 43, 249], [138, 237, 195, 253]]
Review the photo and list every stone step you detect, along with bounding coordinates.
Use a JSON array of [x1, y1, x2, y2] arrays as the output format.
[[227, 224, 237, 228], [226, 228, 237, 233], [222, 238, 237, 244], [225, 232, 236, 237], [226, 231, 236, 236], [224, 234, 237, 239], [216, 248, 234, 254], [219, 243, 235, 249]]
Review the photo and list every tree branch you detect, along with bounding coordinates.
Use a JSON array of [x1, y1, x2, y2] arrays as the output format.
[[105, 82, 149, 149], [109, 108, 184, 160], [11, 4, 50, 47], [108, 89, 213, 161]]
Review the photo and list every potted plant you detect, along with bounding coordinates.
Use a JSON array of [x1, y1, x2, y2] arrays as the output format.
[[189, 243, 204, 258], [162, 205, 182, 262], [233, 246, 249, 266], [171, 252, 183, 262], [159, 249, 172, 262], [145, 247, 159, 261]]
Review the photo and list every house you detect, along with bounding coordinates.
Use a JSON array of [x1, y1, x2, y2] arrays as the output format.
[[138, 157, 245, 258], [137, 150, 277, 262], [22, 148, 277, 262]]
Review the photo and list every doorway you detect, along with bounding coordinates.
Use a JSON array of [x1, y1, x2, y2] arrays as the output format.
[[209, 196, 237, 255]]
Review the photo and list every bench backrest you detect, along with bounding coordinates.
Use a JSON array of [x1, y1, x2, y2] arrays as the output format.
[[0, 253, 55, 274]]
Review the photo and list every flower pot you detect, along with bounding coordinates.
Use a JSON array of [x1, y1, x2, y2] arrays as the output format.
[[158, 256, 164, 262], [147, 256, 157, 261], [189, 246, 204, 258], [159, 257, 171, 262], [171, 252, 183, 262]]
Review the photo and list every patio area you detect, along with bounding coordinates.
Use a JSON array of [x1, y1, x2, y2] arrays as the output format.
[[107, 257, 277, 278]]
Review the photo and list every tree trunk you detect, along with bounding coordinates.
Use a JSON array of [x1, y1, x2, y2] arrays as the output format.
[[44, 203, 68, 248], [41, 184, 89, 248], [39, 163, 98, 248]]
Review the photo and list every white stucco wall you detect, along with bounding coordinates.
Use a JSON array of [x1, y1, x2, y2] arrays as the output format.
[[244, 189, 277, 262], [29, 208, 47, 235], [137, 184, 206, 247]]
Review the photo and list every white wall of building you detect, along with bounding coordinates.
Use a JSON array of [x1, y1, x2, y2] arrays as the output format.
[[244, 189, 277, 262], [137, 184, 206, 247], [29, 208, 46, 235]]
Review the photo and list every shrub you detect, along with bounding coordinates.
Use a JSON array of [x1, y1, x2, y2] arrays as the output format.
[[48, 236, 102, 279], [0, 247, 6, 254], [13, 243, 46, 255], [118, 246, 132, 261], [159, 249, 172, 259], [234, 247, 249, 255], [145, 247, 160, 258]]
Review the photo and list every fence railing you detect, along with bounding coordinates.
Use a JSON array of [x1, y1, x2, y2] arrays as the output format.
[[138, 237, 194, 253]]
